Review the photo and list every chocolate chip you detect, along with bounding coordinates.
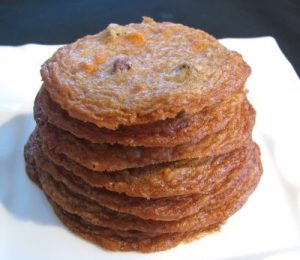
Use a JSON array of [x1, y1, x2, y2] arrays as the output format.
[[178, 63, 190, 70], [106, 24, 124, 39], [113, 57, 132, 72], [165, 63, 199, 82]]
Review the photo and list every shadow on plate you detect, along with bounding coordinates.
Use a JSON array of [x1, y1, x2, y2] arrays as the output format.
[[0, 113, 62, 227]]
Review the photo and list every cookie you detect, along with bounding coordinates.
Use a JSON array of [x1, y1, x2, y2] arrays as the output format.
[[35, 86, 244, 147], [24, 137, 262, 252], [37, 99, 255, 172], [31, 130, 252, 199], [26, 132, 259, 221], [50, 202, 220, 252], [35, 144, 261, 234], [24, 17, 262, 252], [41, 18, 250, 129]]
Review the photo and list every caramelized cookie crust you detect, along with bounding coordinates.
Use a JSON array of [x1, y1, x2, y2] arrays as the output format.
[[51, 202, 221, 253], [24, 135, 262, 252], [23, 16, 261, 253], [35, 86, 245, 147], [35, 143, 261, 233], [24, 131, 262, 222], [30, 129, 253, 199], [36, 99, 255, 172], [41, 18, 250, 129]]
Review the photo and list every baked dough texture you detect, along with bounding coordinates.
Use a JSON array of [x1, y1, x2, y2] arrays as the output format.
[[41, 18, 250, 129], [24, 17, 262, 252]]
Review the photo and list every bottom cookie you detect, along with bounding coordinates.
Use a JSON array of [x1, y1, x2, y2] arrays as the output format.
[[51, 201, 220, 253]]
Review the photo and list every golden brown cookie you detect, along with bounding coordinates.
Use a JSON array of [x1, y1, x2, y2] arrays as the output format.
[[31, 129, 252, 199], [33, 156, 248, 221], [35, 144, 261, 234], [41, 18, 250, 129], [24, 135, 40, 186], [24, 17, 262, 253], [50, 201, 221, 252], [27, 131, 259, 221], [37, 98, 255, 172], [24, 135, 262, 252], [35, 86, 244, 147]]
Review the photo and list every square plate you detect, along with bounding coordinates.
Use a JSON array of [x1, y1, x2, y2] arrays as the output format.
[[0, 37, 300, 259]]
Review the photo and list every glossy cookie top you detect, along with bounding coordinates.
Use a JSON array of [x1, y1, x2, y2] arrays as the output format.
[[41, 17, 250, 129]]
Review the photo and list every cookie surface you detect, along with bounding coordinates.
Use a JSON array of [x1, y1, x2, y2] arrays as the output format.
[[35, 86, 244, 147], [24, 136, 262, 252], [51, 202, 220, 253], [41, 18, 250, 129], [24, 17, 262, 253], [31, 130, 252, 199], [37, 99, 255, 172], [35, 144, 261, 234], [34, 158, 248, 221], [26, 131, 260, 221]]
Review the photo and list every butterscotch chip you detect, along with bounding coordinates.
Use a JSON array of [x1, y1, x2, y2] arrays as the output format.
[[125, 32, 146, 45], [41, 18, 250, 129], [36, 99, 255, 172], [78, 61, 98, 73], [142, 16, 155, 23], [35, 86, 244, 147], [94, 53, 106, 64]]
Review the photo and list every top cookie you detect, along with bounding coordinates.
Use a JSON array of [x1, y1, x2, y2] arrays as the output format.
[[41, 17, 250, 129]]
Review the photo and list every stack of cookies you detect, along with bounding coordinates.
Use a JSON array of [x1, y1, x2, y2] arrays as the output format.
[[24, 17, 262, 252]]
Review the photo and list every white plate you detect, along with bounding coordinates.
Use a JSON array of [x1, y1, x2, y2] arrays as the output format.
[[0, 37, 300, 260]]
